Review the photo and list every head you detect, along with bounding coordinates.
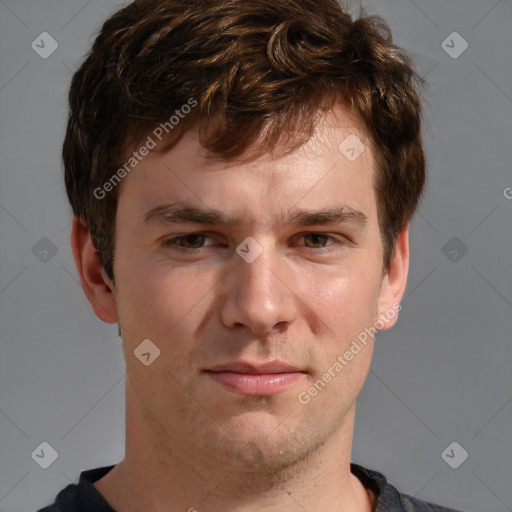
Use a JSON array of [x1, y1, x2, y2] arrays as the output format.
[[67, 0, 425, 473]]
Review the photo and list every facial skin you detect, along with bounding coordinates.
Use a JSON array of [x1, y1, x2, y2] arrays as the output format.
[[72, 104, 409, 512]]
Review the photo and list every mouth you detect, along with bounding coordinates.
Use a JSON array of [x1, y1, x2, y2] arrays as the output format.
[[203, 360, 307, 396]]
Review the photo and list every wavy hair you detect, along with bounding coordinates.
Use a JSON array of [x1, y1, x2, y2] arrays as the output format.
[[63, 0, 426, 280]]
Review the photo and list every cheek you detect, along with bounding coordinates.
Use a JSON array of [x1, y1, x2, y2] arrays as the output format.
[[297, 261, 381, 340], [297, 267, 379, 406], [115, 271, 204, 397], [115, 262, 220, 351]]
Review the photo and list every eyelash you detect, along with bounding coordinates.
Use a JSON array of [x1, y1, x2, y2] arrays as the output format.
[[161, 232, 345, 254]]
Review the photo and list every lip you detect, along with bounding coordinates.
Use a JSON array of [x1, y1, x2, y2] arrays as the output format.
[[204, 360, 306, 395], [207, 360, 303, 374]]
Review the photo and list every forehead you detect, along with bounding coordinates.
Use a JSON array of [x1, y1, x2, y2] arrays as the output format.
[[117, 104, 378, 226], [203, 104, 372, 171]]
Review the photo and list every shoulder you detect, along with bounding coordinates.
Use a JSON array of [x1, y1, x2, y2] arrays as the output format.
[[350, 462, 465, 512], [37, 505, 61, 512], [399, 492, 465, 512], [35, 483, 75, 511], [35, 465, 116, 512]]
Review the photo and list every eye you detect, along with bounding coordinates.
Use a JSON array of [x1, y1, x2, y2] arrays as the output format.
[[300, 233, 334, 249], [161, 232, 345, 253], [162, 233, 215, 250], [293, 233, 346, 253]]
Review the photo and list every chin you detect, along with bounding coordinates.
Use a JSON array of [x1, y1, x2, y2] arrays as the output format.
[[197, 418, 326, 475], [234, 440, 319, 474]]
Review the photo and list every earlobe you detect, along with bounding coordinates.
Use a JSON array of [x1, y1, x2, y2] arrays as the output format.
[[70, 217, 119, 324], [376, 226, 410, 331]]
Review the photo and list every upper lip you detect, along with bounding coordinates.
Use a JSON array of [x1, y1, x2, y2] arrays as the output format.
[[206, 360, 303, 374]]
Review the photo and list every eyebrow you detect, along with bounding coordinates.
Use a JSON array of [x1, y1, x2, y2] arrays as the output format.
[[142, 202, 368, 229]]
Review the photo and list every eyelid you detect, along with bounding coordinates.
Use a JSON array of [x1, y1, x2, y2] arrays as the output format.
[[162, 232, 217, 247]]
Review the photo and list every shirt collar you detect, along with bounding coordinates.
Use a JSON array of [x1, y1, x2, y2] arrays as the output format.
[[79, 463, 403, 512]]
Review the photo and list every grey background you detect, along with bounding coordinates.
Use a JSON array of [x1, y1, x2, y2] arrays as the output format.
[[0, 0, 511, 511]]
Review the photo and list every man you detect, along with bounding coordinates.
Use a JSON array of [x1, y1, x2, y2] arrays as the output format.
[[37, 0, 464, 510]]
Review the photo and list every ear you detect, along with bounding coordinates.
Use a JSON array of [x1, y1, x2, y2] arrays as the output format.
[[375, 225, 410, 330], [70, 217, 119, 324]]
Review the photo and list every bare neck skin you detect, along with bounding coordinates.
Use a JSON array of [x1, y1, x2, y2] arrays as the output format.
[[94, 377, 375, 512]]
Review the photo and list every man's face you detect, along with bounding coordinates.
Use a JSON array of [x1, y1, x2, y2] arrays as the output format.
[[108, 105, 403, 472]]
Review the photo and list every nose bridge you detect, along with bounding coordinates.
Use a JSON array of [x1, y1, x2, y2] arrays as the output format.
[[241, 242, 280, 302], [220, 237, 297, 334]]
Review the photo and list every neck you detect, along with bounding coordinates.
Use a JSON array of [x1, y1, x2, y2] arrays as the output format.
[[94, 379, 374, 512]]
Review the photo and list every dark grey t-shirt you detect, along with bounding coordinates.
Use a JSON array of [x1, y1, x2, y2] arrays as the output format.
[[36, 462, 463, 511]]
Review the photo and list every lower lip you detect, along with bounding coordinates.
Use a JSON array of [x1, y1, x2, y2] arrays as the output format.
[[205, 371, 305, 395]]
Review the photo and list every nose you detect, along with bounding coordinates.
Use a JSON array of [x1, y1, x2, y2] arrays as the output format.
[[219, 239, 298, 336]]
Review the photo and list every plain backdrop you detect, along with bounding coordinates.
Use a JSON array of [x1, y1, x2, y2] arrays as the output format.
[[0, 0, 511, 511]]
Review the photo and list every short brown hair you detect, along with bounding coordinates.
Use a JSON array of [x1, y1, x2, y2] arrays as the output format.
[[63, 0, 426, 281]]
